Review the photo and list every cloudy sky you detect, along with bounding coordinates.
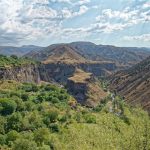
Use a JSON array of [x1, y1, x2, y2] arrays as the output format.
[[0, 0, 150, 47]]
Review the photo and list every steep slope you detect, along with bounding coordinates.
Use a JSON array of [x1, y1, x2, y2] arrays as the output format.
[[42, 45, 88, 64], [1, 81, 150, 150], [67, 69, 108, 106], [70, 42, 150, 67], [25, 42, 150, 68], [0, 45, 43, 56], [37, 45, 116, 84], [0, 55, 40, 83], [109, 56, 150, 112]]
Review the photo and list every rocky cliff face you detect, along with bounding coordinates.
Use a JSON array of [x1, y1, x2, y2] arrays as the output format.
[[0, 64, 40, 83], [39, 62, 117, 85], [78, 62, 117, 76], [67, 69, 107, 107], [39, 63, 76, 84]]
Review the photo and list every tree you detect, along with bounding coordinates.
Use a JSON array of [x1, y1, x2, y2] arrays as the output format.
[[7, 130, 19, 144], [7, 112, 23, 132], [34, 128, 50, 146], [12, 139, 38, 150], [0, 98, 17, 115], [10, 55, 18, 59]]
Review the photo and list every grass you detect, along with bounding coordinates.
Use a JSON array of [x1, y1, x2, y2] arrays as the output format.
[[68, 69, 92, 83]]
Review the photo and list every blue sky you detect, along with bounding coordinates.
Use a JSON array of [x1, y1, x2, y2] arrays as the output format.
[[0, 0, 150, 47]]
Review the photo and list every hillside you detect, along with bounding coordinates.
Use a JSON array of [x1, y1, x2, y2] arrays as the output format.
[[0, 45, 43, 57], [0, 80, 150, 150], [67, 69, 108, 106], [70, 42, 150, 67], [42, 45, 88, 64], [0, 55, 40, 83], [109, 56, 150, 112], [25, 42, 150, 68], [0, 55, 36, 68]]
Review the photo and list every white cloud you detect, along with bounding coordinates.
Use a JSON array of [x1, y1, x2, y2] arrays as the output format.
[[96, 8, 138, 22], [49, 0, 71, 3], [124, 34, 150, 42], [142, 2, 150, 8], [0, 0, 90, 45], [61, 5, 89, 19], [75, 0, 91, 5]]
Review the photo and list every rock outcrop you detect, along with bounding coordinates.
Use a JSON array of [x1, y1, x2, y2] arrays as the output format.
[[67, 69, 108, 107], [0, 64, 40, 83]]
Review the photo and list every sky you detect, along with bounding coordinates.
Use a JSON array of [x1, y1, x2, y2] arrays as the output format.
[[0, 0, 150, 47]]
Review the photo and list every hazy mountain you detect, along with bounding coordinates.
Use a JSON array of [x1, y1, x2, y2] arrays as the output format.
[[42, 45, 88, 64], [70, 42, 150, 67], [25, 42, 150, 68], [0, 45, 44, 56]]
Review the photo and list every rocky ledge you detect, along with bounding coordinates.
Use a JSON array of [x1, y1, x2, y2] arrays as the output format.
[[67, 69, 108, 107]]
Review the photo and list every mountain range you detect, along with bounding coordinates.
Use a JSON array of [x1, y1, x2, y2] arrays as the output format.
[[24, 42, 150, 68], [0, 45, 43, 56], [0, 41, 150, 112]]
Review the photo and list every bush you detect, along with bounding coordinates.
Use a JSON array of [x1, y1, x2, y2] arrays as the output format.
[[0, 116, 6, 134], [84, 114, 96, 124], [12, 139, 38, 150], [21, 93, 29, 101], [7, 112, 23, 131], [44, 111, 59, 125], [34, 128, 50, 145], [10, 55, 18, 59], [49, 124, 59, 133], [7, 130, 20, 144], [0, 98, 17, 115], [38, 145, 51, 150], [0, 134, 6, 145]]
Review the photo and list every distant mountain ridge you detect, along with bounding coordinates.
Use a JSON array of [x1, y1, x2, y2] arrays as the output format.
[[42, 45, 88, 64], [0, 45, 43, 56], [25, 41, 150, 68]]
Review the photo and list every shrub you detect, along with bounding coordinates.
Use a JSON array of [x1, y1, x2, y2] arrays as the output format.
[[49, 124, 59, 133], [84, 114, 96, 124], [0, 134, 6, 145], [12, 139, 38, 150], [7, 130, 20, 145], [44, 111, 59, 125], [7, 112, 23, 132], [0, 116, 6, 134], [34, 128, 50, 145], [21, 93, 29, 101], [0, 98, 17, 115]]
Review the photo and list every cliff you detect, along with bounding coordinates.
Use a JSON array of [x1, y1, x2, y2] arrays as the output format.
[[0, 64, 40, 83], [67, 69, 108, 107]]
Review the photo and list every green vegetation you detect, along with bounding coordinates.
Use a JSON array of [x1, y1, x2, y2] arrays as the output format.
[[0, 55, 37, 68], [0, 80, 150, 150]]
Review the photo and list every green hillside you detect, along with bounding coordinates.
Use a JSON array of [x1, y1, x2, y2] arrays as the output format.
[[0, 55, 37, 68], [0, 80, 150, 150]]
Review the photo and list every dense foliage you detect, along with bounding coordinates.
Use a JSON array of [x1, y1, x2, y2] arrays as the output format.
[[0, 55, 37, 68], [0, 80, 150, 150]]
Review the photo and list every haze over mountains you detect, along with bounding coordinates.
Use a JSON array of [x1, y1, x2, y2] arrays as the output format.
[[0, 45, 43, 57], [1, 41, 150, 67], [23, 42, 150, 68]]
